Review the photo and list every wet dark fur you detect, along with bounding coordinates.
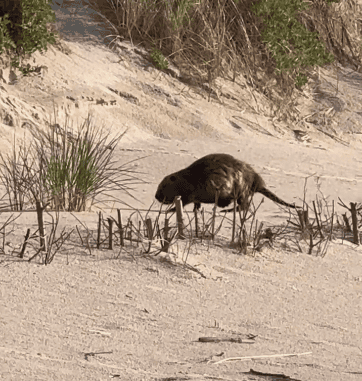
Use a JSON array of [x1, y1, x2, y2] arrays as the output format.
[[155, 153, 297, 212]]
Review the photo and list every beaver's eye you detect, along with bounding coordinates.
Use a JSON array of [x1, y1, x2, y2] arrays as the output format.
[[170, 175, 177, 182]]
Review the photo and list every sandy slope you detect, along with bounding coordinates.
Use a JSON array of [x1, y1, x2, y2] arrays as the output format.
[[0, 1, 362, 380]]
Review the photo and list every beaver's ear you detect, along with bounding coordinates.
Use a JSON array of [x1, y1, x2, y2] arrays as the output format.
[[170, 175, 177, 182]]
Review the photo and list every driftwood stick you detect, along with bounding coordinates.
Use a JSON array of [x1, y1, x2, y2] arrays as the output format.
[[97, 212, 102, 249], [175, 196, 185, 239], [312, 200, 324, 238], [350, 202, 359, 244], [211, 190, 220, 242], [19, 228, 30, 258], [108, 218, 113, 250], [145, 218, 153, 253], [231, 198, 237, 243], [194, 208, 199, 238], [36, 201, 46, 252], [213, 351, 312, 364], [129, 221, 133, 244], [117, 209, 124, 246], [162, 218, 170, 253], [342, 213, 352, 233]]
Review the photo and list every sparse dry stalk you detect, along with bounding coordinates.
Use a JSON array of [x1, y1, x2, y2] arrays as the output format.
[[108, 217, 113, 250], [36, 201, 46, 252], [350, 203, 359, 245], [97, 211, 102, 249], [19, 228, 31, 258], [162, 217, 170, 253], [174, 196, 185, 239]]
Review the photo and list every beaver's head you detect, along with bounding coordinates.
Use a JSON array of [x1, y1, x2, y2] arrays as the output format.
[[155, 173, 181, 204]]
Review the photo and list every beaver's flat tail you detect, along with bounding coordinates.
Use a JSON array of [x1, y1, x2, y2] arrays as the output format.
[[258, 187, 297, 208]]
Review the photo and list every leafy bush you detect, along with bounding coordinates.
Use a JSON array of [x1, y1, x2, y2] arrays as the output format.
[[17, 0, 56, 54], [252, 0, 334, 87], [0, 0, 56, 73], [150, 48, 169, 70], [0, 14, 16, 53]]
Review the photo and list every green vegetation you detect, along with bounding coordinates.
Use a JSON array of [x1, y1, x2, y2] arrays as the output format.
[[252, 0, 334, 88], [0, 0, 360, 110], [0, 113, 145, 212], [0, 0, 56, 74], [150, 48, 169, 70], [0, 14, 16, 52], [85, 0, 358, 100]]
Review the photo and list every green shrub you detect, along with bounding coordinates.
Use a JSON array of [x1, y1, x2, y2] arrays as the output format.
[[0, 14, 16, 53], [150, 48, 169, 71], [0, 0, 56, 74], [252, 0, 334, 87]]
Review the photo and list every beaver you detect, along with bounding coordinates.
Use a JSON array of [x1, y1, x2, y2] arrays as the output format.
[[155, 153, 297, 212]]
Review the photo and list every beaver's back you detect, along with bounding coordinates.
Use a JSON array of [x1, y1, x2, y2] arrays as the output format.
[[185, 153, 264, 191]]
